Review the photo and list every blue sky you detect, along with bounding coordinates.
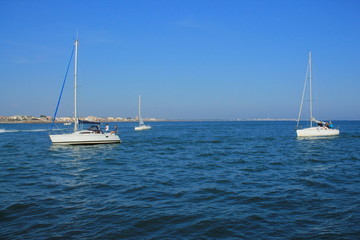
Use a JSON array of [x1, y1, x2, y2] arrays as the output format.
[[1, 0, 359, 120]]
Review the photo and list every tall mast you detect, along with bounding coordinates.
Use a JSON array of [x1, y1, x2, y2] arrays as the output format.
[[74, 39, 79, 131], [309, 51, 313, 127], [138, 95, 141, 124]]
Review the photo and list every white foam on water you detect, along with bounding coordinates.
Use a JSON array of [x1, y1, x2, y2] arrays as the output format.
[[0, 129, 19, 133], [26, 129, 48, 132], [0, 129, 48, 133]]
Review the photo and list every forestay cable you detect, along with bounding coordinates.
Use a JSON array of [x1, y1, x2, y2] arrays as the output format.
[[50, 45, 75, 130]]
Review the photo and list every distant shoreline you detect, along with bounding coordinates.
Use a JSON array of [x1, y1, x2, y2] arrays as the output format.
[[1, 115, 358, 124], [2, 119, 358, 124]]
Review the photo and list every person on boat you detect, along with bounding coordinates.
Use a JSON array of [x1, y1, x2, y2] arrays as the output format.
[[110, 125, 118, 134], [317, 121, 323, 127], [325, 122, 329, 129], [329, 121, 334, 129], [105, 124, 109, 132]]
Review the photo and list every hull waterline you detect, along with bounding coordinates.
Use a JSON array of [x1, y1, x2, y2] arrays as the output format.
[[296, 127, 340, 137], [50, 131, 121, 145]]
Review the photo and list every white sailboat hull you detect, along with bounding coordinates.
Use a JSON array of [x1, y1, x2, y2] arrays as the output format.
[[134, 125, 151, 131], [50, 131, 121, 145], [296, 127, 340, 137]]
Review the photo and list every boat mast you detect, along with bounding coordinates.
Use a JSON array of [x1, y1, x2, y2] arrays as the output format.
[[309, 51, 313, 127], [74, 39, 79, 131], [138, 95, 141, 125], [296, 52, 310, 129]]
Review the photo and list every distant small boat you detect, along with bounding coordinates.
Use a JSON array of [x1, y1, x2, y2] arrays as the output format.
[[296, 52, 340, 137], [49, 38, 121, 144], [64, 122, 72, 126], [135, 95, 151, 131]]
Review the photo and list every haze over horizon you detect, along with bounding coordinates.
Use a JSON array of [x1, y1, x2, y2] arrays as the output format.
[[1, 0, 359, 120]]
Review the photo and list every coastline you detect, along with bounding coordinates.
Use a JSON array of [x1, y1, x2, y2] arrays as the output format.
[[2, 115, 356, 124], [0, 115, 164, 124], [0, 117, 300, 124]]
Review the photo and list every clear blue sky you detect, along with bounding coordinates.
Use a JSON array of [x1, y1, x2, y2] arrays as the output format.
[[1, 0, 359, 120]]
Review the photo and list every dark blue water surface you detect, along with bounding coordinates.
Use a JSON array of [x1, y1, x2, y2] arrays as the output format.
[[1, 121, 359, 239]]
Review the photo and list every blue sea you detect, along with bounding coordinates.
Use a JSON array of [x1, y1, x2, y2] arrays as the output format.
[[1, 121, 359, 239]]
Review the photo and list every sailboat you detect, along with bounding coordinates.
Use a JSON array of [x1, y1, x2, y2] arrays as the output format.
[[49, 38, 121, 144], [134, 95, 151, 131], [296, 51, 340, 137]]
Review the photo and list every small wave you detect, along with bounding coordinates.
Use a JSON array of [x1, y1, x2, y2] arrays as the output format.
[[25, 129, 48, 132], [0, 129, 48, 133], [0, 129, 19, 133]]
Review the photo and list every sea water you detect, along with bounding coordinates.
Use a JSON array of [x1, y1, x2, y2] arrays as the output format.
[[1, 121, 359, 239]]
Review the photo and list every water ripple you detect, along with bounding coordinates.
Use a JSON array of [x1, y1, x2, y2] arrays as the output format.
[[1, 122, 360, 239]]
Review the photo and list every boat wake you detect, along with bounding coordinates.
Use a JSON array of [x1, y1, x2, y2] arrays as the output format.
[[0, 129, 48, 133]]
